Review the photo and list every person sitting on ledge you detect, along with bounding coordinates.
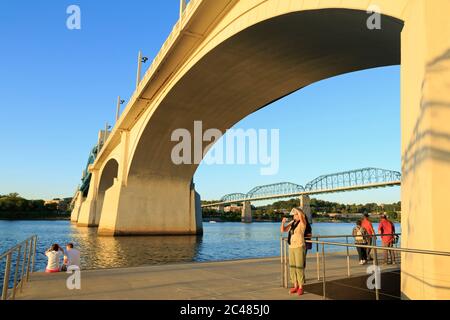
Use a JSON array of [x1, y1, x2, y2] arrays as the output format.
[[45, 243, 64, 273], [62, 243, 81, 271]]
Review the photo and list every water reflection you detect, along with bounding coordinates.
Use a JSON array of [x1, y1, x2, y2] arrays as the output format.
[[68, 225, 203, 270]]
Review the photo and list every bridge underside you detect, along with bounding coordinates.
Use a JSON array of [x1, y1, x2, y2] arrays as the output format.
[[96, 9, 401, 235]]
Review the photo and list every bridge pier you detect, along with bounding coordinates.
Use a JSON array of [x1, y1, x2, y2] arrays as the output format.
[[241, 201, 252, 223], [97, 177, 203, 236], [400, 0, 450, 300], [299, 195, 312, 224], [77, 168, 100, 227], [70, 191, 84, 223]]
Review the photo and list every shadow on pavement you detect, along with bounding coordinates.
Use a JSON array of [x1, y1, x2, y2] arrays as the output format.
[[304, 269, 401, 300]]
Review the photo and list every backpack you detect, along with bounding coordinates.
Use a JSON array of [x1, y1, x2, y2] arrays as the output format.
[[304, 220, 312, 250], [354, 227, 366, 243]]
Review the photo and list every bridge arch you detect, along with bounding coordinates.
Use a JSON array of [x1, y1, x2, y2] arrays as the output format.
[[246, 183, 305, 199], [95, 158, 119, 225], [220, 193, 246, 202], [304, 168, 402, 192], [100, 3, 404, 236]]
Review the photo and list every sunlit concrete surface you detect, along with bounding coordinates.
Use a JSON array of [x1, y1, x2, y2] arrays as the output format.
[[17, 252, 400, 300]]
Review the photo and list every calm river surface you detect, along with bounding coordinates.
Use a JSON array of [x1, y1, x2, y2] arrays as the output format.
[[0, 220, 400, 272]]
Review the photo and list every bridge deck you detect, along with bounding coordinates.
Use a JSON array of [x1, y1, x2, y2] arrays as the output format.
[[17, 251, 400, 300]]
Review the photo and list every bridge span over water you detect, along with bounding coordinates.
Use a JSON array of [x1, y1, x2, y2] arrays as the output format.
[[203, 167, 401, 207], [69, 0, 450, 299], [202, 167, 401, 223]]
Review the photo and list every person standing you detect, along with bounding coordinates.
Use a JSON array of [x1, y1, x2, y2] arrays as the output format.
[[281, 207, 307, 296], [378, 214, 396, 264], [361, 213, 376, 260], [352, 220, 369, 265]]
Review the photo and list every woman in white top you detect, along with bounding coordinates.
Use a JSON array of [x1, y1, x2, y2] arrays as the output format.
[[280, 207, 307, 296], [45, 243, 64, 273]]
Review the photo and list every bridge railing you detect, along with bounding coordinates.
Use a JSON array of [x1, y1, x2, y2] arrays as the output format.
[[0, 235, 38, 300], [280, 233, 450, 300]]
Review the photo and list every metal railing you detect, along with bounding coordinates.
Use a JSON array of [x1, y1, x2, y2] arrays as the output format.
[[0, 235, 38, 300], [280, 233, 400, 289], [280, 233, 450, 300]]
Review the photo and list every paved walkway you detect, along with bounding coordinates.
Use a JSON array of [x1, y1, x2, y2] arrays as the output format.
[[17, 252, 400, 300]]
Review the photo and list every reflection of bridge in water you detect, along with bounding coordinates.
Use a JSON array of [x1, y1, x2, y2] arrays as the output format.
[[202, 168, 401, 223]]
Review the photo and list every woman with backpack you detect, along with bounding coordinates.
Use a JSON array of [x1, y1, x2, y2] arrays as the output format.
[[280, 207, 307, 296], [352, 220, 369, 265]]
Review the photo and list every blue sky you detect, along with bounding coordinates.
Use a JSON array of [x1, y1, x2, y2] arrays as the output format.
[[0, 1, 400, 204]]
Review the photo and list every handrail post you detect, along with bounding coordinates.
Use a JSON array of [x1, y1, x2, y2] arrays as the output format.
[[316, 237, 320, 281], [284, 239, 288, 288], [19, 239, 28, 291], [322, 244, 326, 300], [25, 239, 32, 282], [12, 247, 22, 300], [280, 236, 284, 287], [346, 236, 350, 277], [373, 248, 380, 300], [1, 252, 12, 300], [31, 236, 37, 273]]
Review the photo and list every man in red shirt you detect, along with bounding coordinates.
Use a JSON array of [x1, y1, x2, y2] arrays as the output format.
[[361, 213, 376, 260], [378, 214, 396, 264]]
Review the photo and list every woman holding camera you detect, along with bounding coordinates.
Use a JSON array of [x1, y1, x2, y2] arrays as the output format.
[[45, 243, 64, 273], [280, 207, 307, 296]]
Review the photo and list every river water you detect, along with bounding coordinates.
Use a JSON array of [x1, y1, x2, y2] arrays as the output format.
[[0, 220, 400, 273]]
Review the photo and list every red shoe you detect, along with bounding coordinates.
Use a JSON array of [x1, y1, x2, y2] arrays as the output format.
[[289, 287, 299, 294], [297, 288, 304, 296]]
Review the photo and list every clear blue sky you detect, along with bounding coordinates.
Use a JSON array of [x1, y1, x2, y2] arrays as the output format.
[[0, 1, 400, 205]]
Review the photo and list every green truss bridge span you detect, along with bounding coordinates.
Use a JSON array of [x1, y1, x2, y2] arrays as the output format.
[[202, 168, 401, 207]]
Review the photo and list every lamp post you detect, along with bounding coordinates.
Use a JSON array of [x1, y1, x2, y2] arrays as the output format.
[[115, 96, 125, 122], [180, 0, 186, 19], [136, 51, 149, 89]]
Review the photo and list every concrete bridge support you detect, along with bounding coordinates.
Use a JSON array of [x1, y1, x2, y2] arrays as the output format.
[[400, 0, 450, 300], [97, 177, 203, 236], [241, 201, 252, 223], [299, 195, 312, 224], [70, 191, 84, 223], [77, 168, 100, 227]]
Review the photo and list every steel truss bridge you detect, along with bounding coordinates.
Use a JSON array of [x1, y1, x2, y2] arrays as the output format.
[[202, 168, 401, 208]]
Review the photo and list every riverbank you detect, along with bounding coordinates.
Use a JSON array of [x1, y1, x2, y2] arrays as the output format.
[[0, 213, 70, 220]]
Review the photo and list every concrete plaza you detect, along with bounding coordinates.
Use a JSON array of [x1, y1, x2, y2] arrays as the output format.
[[17, 252, 400, 300]]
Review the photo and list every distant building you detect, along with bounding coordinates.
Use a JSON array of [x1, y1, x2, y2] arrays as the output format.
[[44, 198, 72, 212], [224, 204, 242, 213]]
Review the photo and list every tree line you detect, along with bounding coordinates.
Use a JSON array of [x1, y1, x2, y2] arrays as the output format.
[[0, 193, 70, 220], [202, 198, 401, 222]]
